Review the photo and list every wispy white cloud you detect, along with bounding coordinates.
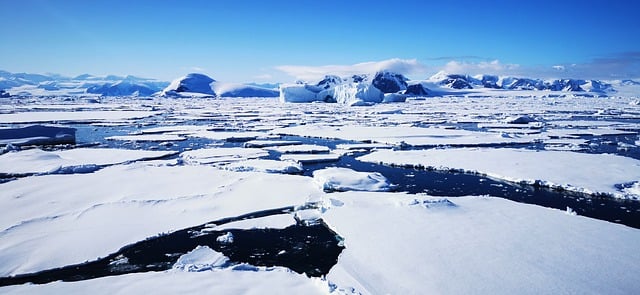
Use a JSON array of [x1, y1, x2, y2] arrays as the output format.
[[440, 60, 521, 76], [276, 58, 427, 82], [549, 52, 640, 80], [432, 52, 640, 80]]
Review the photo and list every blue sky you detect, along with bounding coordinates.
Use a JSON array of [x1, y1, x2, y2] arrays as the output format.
[[1, 0, 639, 82]]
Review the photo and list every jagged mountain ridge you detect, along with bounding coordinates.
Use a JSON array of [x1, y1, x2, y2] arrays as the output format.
[[429, 71, 616, 94], [0, 69, 637, 98]]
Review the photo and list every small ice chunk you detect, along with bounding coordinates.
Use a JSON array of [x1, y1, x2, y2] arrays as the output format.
[[266, 144, 330, 154], [216, 232, 234, 244], [225, 159, 303, 174], [294, 209, 322, 226], [173, 246, 229, 272], [313, 167, 393, 192]]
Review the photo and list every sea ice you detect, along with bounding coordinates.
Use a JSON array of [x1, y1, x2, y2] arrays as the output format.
[[0, 148, 176, 175], [180, 148, 269, 165], [322, 192, 640, 294], [274, 125, 536, 147], [0, 163, 322, 276], [0, 110, 161, 124], [312, 167, 393, 192], [106, 134, 187, 142], [265, 144, 330, 154], [359, 148, 640, 199], [0, 125, 76, 146], [172, 246, 229, 272], [280, 153, 341, 164], [224, 159, 303, 174]]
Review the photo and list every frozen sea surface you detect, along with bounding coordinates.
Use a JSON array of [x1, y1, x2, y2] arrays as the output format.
[[1, 96, 640, 293]]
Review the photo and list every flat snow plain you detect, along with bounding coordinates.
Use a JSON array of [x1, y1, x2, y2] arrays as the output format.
[[1, 95, 640, 294]]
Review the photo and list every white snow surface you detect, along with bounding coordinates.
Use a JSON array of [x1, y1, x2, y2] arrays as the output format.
[[0, 111, 161, 124], [0, 163, 322, 276], [266, 144, 330, 154], [0, 265, 329, 294], [224, 159, 303, 174], [313, 167, 393, 192], [180, 148, 269, 165], [280, 153, 341, 164], [0, 148, 176, 174], [322, 192, 640, 294], [274, 125, 536, 147], [106, 134, 187, 142], [359, 148, 640, 199]]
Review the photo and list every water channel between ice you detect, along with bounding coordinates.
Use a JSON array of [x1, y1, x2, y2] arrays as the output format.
[[72, 124, 640, 229]]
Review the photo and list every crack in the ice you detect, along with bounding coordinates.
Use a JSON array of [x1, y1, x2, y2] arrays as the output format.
[[0, 203, 344, 287]]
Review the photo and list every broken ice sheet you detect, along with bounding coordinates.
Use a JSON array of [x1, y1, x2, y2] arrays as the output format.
[[273, 125, 537, 147], [0, 163, 322, 276], [180, 147, 269, 165], [224, 159, 303, 174], [0, 148, 177, 175], [0, 110, 161, 124], [321, 192, 640, 294], [359, 148, 640, 199]]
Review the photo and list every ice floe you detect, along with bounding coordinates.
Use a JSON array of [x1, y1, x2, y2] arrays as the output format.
[[0, 264, 329, 294], [172, 246, 229, 272], [0, 111, 161, 124], [313, 167, 393, 192], [106, 134, 187, 142], [180, 148, 269, 165], [0, 125, 76, 146], [274, 125, 536, 147], [266, 144, 330, 154], [321, 192, 640, 294], [359, 148, 640, 199], [0, 163, 322, 276], [224, 159, 303, 174], [280, 153, 341, 164], [0, 148, 176, 175]]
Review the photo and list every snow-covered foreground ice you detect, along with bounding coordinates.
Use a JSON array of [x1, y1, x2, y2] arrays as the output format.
[[0, 163, 321, 276], [358, 148, 640, 199], [0, 266, 329, 294], [321, 192, 640, 294]]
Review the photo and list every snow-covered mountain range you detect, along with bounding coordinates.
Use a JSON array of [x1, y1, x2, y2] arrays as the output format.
[[0, 70, 637, 101], [0, 71, 279, 98]]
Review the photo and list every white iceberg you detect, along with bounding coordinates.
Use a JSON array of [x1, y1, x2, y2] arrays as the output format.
[[334, 82, 383, 106]]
